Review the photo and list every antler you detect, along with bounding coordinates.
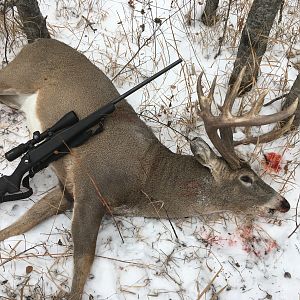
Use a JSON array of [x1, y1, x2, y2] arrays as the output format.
[[197, 68, 298, 170]]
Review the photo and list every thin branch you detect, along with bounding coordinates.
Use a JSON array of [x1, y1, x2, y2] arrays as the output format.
[[263, 93, 289, 107], [112, 2, 188, 80], [2, 0, 10, 64], [278, 0, 284, 23], [163, 206, 179, 240], [288, 193, 300, 238], [214, 0, 232, 59], [138, 112, 189, 140]]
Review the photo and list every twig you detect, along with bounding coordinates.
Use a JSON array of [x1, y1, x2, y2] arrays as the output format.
[[163, 206, 179, 240], [2, 0, 10, 64], [112, 2, 188, 80], [288, 193, 300, 238], [82, 15, 96, 33], [138, 112, 189, 141], [0, 243, 44, 267], [210, 284, 227, 300], [263, 93, 289, 107], [20, 277, 30, 299], [214, 0, 232, 59], [0, 251, 158, 271], [87, 173, 124, 243], [197, 267, 223, 299], [278, 0, 284, 24]]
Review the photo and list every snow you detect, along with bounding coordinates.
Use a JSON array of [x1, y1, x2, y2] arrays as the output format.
[[0, 0, 300, 299]]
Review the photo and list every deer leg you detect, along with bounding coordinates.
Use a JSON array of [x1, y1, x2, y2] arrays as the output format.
[[0, 187, 72, 241], [68, 194, 104, 300]]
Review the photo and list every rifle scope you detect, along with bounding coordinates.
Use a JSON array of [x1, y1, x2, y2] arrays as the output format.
[[5, 111, 79, 162]]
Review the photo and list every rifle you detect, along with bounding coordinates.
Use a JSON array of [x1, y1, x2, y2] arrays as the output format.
[[0, 58, 182, 203]]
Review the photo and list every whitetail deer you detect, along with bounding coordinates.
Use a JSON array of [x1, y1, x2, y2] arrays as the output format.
[[0, 39, 297, 299]]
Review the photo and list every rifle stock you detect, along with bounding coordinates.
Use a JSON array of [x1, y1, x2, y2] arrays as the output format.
[[0, 156, 31, 201]]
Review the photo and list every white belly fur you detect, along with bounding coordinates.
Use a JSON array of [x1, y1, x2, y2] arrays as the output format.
[[18, 93, 42, 134]]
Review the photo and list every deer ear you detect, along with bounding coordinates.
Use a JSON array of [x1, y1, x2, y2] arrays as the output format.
[[190, 137, 226, 172]]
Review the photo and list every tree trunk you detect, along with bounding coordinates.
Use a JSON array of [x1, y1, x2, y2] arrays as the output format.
[[201, 0, 219, 26], [229, 0, 282, 94], [282, 73, 300, 128], [14, 0, 50, 43]]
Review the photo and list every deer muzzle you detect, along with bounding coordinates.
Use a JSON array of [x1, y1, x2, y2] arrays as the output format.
[[277, 198, 290, 213], [268, 195, 290, 214]]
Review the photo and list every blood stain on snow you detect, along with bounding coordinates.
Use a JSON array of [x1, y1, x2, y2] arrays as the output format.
[[263, 152, 282, 173]]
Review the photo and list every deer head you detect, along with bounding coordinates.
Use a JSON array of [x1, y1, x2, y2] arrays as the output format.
[[190, 67, 297, 215]]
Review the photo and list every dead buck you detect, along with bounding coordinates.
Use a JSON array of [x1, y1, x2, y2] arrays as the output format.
[[0, 39, 297, 299]]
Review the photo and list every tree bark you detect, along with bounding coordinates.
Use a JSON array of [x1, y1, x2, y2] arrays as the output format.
[[201, 0, 219, 26], [282, 73, 300, 128], [229, 0, 282, 94], [14, 0, 50, 43]]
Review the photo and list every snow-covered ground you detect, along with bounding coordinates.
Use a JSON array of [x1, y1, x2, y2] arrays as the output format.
[[0, 0, 300, 299]]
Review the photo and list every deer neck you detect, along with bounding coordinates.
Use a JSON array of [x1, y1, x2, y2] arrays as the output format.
[[136, 149, 223, 218]]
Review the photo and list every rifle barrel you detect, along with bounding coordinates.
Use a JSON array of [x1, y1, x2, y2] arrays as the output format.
[[111, 58, 182, 105]]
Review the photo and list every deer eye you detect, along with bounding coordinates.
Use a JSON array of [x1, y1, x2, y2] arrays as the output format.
[[239, 175, 253, 185]]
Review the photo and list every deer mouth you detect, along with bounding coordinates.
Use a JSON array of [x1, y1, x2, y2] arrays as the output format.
[[267, 198, 290, 214], [277, 198, 290, 213]]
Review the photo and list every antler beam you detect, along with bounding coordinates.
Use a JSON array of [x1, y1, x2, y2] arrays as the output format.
[[197, 68, 298, 169]]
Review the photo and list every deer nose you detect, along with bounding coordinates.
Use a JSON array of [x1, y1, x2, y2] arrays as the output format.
[[279, 198, 290, 213]]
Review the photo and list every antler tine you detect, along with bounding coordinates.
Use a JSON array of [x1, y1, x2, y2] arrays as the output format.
[[208, 75, 217, 99], [197, 72, 205, 97], [223, 66, 246, 115], [197, 72, 213, 115], [217, 72, 241, 168], [197, 72, 241, 169], [248, 89, 269, 116], [204, 126, 241, 169], [197, 72, 207, 112], [234, 115, 295, 146], [210, 97, 298, 128]]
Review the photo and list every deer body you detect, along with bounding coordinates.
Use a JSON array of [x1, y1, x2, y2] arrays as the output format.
[[0, 39, 294, 299]]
